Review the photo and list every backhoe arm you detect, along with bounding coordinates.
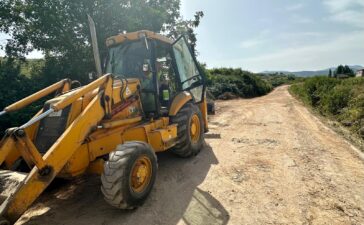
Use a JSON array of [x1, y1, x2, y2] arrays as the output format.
[[0, 74, 113, 224]]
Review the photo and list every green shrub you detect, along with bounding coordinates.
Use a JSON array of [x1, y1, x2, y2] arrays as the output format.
[[206, 68, 273, 99], [321, 85, 351, 115], [303, 76, 338, 106], [290, 77, 364, 139], [259, 73, 302, 88]]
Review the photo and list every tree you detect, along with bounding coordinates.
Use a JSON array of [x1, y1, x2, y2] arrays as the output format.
[[334, 64, 354, 78], [336, 65, 344, 75], [328, 69, 332, 78], [0, 0, 203, 84], [0, 58, 38, 135], [344, 65, 354, 77], [166, 11, 204, 56]]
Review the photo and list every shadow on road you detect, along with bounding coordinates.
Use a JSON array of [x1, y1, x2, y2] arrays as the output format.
[[18, 143, 229, 225]]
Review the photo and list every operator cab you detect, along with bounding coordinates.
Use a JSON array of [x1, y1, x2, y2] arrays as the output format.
[[105, 30, 205, 118]]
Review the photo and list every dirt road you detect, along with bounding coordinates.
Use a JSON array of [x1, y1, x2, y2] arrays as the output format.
[[17, 86, 364, 225]]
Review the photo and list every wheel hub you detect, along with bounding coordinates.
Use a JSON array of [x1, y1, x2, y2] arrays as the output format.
[[190, 114, 201, 143], [131, 156, 152, 193]]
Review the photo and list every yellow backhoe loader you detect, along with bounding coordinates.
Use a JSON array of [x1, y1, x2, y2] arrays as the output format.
[[0, 29, 208, 224]]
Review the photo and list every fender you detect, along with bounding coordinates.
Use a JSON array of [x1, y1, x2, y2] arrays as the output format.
[[168, 91, 192, 116]]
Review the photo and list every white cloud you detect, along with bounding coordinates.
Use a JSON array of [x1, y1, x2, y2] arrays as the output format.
[[323, 0, 364, 12], [239, 29, 270, 49], [209, 31, 364, 72], [240, 39, 265, 49], [279, 32, 323, 39], [328, 10, 364, 28], [291, 14, 313, 24], [323, 0, 364, 27], [285, 3, 304, 11]]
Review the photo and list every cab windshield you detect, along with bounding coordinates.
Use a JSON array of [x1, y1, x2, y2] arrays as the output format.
[[105, 41, 149, 79]]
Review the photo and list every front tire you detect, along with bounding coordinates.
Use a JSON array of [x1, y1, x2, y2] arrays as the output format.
[[101, 142, 157, 209], [170, 103, 204, 157]]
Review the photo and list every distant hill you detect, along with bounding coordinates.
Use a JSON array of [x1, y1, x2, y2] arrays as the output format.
[[262, 65, 364, 77]]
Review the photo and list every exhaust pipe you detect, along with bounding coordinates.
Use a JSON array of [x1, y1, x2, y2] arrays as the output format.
[[88, 15, 102, 78]]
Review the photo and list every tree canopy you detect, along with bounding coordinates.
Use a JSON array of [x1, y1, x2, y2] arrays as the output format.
[[334, 65, 354, 78], [0, 0, 204, 135], [0, 0, 203, 83]]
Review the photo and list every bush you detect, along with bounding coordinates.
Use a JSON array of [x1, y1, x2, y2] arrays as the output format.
[[206, 68, 273, 99], [259, 73, 303, 88], [321, 85, 351, 115], [290, 76, 364, 138]]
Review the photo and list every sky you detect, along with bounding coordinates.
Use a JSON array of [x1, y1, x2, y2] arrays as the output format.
[[181, 0, 364, 72], [1, 0, 364, 72]]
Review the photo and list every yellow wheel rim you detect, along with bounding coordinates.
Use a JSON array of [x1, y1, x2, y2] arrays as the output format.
[[190, 114, 201, 144], [130, 155, 152, 193]]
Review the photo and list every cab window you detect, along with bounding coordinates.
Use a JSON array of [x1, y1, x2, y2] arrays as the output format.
[[173, 37, 204, 102]]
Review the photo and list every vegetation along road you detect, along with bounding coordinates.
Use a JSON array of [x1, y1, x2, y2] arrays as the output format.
[[17, 86, 364, 225]]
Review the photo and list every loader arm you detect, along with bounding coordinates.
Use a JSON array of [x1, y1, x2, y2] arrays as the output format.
[[0, 79, 71, 116], [0, 74, 113, 223]]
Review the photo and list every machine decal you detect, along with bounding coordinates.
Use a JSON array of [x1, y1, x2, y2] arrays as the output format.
[[125, 87, 131, 96], [48, 110, 62, 117]]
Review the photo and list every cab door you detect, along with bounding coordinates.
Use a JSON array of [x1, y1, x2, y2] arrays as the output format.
[[172, 36, 205, 103]]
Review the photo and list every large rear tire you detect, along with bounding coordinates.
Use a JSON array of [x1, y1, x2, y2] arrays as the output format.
[[101, 142, 157, 209], [170, 103, 204, 157]]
